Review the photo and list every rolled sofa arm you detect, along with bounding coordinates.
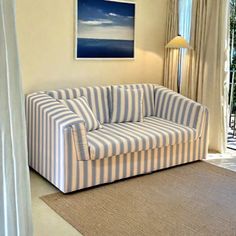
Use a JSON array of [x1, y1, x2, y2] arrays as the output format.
[[25, 92, 90, 192], [154, 86, 209, 139]]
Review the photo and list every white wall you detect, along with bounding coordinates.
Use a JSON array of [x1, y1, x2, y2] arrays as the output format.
[[16, 0, 167, 93]]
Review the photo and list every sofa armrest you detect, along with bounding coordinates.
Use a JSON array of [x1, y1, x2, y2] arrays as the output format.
[[68, 123, 90, 161], [154, 86, 209, 138], [25, 92, 90, 191]]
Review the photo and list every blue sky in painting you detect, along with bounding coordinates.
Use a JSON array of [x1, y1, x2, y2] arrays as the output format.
[[77, 0, 135, 40]]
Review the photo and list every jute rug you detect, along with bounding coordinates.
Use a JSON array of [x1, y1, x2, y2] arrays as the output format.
[[41, 162, 236, 236]]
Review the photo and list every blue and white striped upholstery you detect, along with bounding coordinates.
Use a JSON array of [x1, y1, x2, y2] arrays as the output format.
[[87, 116, 197, 160], [47, 86, 110, 124], [110, 86, 144, 123], [62, 109, 208, 192], [108, 84, 155, 117], [25, 92, 90, 191], [59, 97, 102, 131], [154, 86, 206, 138], [63, 138, 208, 192], [26, 84, 209, 193]]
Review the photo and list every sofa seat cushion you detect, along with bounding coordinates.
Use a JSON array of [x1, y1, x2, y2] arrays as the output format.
[[87, 116, 197, 160]]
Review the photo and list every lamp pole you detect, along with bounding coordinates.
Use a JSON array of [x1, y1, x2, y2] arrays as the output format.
[[177, 48, 182, 93]]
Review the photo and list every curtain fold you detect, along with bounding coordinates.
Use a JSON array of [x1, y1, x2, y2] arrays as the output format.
[[163, 0, 179, 91], [181, 0, 207, 101], [201, 0, 229, 152], [0, 0, 33, 235]]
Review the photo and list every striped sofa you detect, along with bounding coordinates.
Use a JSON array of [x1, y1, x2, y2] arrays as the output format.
[[26, 84, 209, 193]]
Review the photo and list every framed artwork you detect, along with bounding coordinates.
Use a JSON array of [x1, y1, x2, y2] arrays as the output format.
[[75, 0, 135, 60]]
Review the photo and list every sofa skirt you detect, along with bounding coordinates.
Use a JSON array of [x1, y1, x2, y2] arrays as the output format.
[[58, 136, 206, 193]]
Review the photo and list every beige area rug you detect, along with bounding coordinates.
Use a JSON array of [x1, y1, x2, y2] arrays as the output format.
[[41, 162, 236, 236]]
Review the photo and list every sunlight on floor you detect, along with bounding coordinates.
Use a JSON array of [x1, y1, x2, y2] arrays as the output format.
[[206, 149, 236, 172]]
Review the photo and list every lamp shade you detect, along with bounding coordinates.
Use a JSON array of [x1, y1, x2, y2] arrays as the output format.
[[165, 35, 190, 49]]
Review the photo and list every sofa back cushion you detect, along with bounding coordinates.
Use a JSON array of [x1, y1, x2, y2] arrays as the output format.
[[108, 84, 154, 117], [47, 86, 110, 124], [47, 84, 154, 124], [59, 96, 102, 131], [110, 86, 144, 123]]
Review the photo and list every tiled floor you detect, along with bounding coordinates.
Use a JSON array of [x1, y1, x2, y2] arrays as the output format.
[[31, 149, 236, 236]]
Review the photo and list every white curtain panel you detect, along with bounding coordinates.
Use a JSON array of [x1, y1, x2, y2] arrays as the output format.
[[202, 0, 229, 152], [0, 0, 32, 235], [181, 0, 229, 152]]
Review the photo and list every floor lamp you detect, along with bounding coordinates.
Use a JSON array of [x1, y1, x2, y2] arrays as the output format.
[[165, 35, 190, 93]]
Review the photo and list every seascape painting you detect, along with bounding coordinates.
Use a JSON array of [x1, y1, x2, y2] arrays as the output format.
[[76, 0, 135, 59]]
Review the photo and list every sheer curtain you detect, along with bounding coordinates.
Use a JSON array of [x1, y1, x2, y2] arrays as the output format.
[[0, 0, 32, 235], [178, 0, 192, 94]]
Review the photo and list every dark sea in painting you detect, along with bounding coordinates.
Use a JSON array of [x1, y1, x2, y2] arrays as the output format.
[[77, 38, 134, 58]]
